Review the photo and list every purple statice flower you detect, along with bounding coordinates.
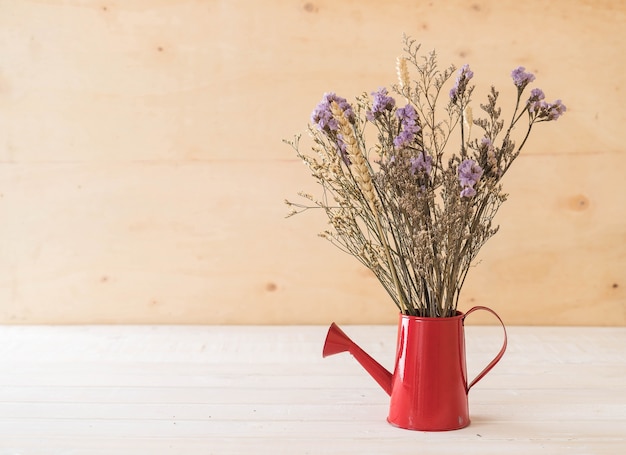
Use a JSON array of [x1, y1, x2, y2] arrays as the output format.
[[527, 88, 546, 112], [311, 92, 355, 134], [366, 87, 396, 122], [410, 151, 433, 175], [529, 88, 545, 101], [458, 159, 483, 187], [458, 159, 483, 198], [511, 66, 536, 90], [449, 64, 474, 104], [480, 136, 494, 150], [528, 92, 567, 122], [311, 93, 355, 165], [545, 99, 567, 121], [460, 186, 477, 198], [393, 104, 420, 148]]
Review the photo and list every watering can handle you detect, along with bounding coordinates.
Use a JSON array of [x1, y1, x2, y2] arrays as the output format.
[[463, 305, 508, 391]]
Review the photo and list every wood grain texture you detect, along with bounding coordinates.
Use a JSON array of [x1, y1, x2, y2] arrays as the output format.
[[0, 325, 625, 453], [0, 0, 624, 324]]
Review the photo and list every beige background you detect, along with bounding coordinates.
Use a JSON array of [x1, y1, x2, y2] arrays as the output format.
[[0, 0, 624, 325]]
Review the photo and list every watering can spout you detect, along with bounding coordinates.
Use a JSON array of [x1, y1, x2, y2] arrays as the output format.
[[322, 323, 393, 395]]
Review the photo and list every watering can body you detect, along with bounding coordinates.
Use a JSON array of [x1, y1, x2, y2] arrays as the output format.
[[323, 306, 507, 431]]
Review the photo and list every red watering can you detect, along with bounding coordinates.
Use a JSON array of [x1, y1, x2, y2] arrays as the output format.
[[323, 306, 507, 431]]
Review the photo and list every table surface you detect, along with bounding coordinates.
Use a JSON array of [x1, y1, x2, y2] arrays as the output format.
[[0, 324, 624, 454]]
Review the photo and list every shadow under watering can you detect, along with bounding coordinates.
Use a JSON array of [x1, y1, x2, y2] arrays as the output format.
[[323, 306, 507, 431]]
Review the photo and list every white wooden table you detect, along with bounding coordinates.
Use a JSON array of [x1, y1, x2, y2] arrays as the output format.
[[0, 325, 624, 454]]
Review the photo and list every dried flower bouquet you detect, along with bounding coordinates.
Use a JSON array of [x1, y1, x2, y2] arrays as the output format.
[[286, 37, 565, 317]]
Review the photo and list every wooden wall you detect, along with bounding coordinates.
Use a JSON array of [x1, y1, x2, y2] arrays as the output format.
[[0, 0, 624, 325]]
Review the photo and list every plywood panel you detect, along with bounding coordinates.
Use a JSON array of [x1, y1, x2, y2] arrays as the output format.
[[0, 0, 624, 324]]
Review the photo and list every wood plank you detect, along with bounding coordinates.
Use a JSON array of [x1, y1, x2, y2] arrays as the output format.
[[0, 437, 623, 455], [0, 416, 624, 438], [1, 364, 625, 390], [2, 325, 625, 362], [1, 394, 624, 422]]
